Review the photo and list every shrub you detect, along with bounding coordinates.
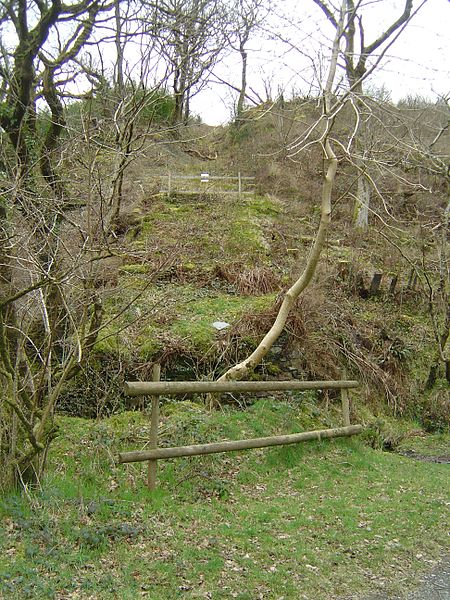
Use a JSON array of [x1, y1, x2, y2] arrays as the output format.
[[420, 388, 450, 432]]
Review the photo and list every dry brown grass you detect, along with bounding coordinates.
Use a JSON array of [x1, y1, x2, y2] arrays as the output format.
[[213, 263, 281, 295]]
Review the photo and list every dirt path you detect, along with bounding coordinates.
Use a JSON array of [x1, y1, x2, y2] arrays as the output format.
[[359, 556, 450, 600], [398, 451, 450, 465], [407, 556, 450, 599]]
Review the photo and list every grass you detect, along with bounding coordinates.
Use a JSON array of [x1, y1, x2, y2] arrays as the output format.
[[397, 431, 450, 456], [1, 399, 448, 599], [95, 278, 277, 360], [166, 292, 276, 351], [134, 190, 280, 271]]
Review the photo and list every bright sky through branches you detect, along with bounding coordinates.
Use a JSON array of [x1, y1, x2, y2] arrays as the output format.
[[192, 0, 450, 125]]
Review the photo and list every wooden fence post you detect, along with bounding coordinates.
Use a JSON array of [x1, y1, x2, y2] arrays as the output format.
[[341, 370, 351, 427], [389, 275, 398, 295], [238, 172, 242, 199], [148, 364, 161, 490], [167, 172, 171, 195], [369, 273, 383, 297]]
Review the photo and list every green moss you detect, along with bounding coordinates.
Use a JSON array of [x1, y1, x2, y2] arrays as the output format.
[[138, 332, 163, 359], [264, 362, 282, 375], [183, 261, 196, 270], [169, 292, 276, 351], [93, 335, 120, 355], [245, 195, 280, 217], [225, 196, 280, 261], [227, 216, 266, 258], [119, 264, 150, 275]]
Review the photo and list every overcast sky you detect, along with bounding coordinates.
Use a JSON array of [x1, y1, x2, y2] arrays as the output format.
[[192, 0, 450, 125]]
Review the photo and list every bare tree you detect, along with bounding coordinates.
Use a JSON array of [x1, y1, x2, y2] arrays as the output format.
[[0, 0, 116, 491], [146, 0, 226, 124], [217, 0, 425, 381], [0, 0, 109, 191], [313, 0, 419, 229], [227, 0, 269, 119]]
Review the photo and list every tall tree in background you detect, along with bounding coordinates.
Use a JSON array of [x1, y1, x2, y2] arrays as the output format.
[[228, 0, 268, 119], [148, 0, 226, 124], [0, 0, 107, 192], [313, 0, 417, 229]]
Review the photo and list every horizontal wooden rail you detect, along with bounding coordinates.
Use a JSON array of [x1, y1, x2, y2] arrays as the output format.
[[118, 424, 363, 463], [124, 379, 359, 397]]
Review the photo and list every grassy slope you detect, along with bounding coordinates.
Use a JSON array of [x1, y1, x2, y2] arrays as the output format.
[[94, 188, 283, 364], [1, 401, 448, 599], [86, 120, 447, 410]]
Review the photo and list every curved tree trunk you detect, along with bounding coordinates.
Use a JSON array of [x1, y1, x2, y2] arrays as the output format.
[[218, 138, 338, 382]]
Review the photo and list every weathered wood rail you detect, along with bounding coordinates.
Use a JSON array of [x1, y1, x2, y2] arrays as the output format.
[[119, 425, 363, 463], [118, 369, 362, 490], [124, 379, 359, 396]]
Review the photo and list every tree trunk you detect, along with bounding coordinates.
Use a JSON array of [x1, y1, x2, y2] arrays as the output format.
[[236, 45, 247, 118], [40, 65, 66, 201], [110, 120, 134, 225], [218, 139, 338, 381], [354, 166, 370, 229], [115, 0, 124, 94], [183, 89, 191, 124], [172, 70, 184, 125]]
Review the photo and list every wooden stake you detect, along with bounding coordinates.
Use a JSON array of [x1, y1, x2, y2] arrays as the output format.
[[147, 364, 161, 491], [341, 370, 351, 427], [389, 275, 398, 295], [369, 273, 383, 296]]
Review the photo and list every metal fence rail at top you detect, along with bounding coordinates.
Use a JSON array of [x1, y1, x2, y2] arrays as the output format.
[[159, 172, 256, 197]]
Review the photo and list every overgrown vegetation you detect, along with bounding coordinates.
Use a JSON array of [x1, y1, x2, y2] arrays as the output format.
[[0, 3, 448, 597]]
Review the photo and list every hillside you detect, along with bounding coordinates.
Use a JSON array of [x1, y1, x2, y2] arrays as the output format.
[[59, 105, 449, 431]]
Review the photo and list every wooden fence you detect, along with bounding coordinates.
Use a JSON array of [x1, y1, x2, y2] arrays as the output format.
[[118, 367, 363, 490], [160, 172, 255, 197]]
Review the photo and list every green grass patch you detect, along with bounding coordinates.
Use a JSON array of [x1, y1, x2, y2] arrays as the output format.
[[94, 280, 276, 360], [167, 291, 276, 351], [397, 432, 450, 456], [226, 197, 278, 260], [1, 402, 448, 599]]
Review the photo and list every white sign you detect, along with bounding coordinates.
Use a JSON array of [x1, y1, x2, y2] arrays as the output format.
[[212, 321, 230, 331]]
